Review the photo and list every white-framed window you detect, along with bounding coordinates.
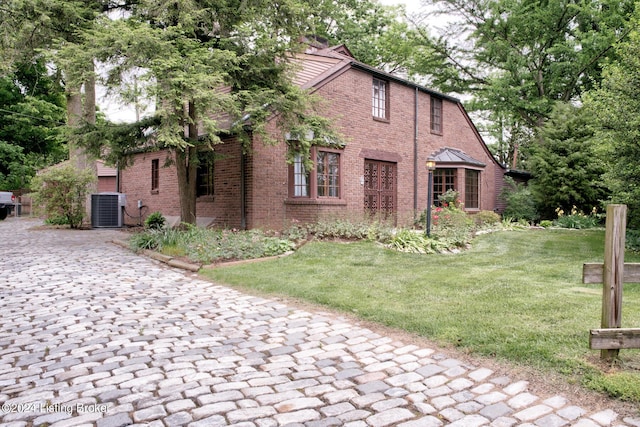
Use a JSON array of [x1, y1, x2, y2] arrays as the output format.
[[372, 78, 388, 119]]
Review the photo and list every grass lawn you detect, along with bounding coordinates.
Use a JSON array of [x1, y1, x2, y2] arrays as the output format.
[[200, 228, 640, 401]]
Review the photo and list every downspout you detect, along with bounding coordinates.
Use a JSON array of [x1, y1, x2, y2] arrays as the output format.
[[116, 161, 120, 193], [413, 87, 419, 214], [240, 148, 247, 230]]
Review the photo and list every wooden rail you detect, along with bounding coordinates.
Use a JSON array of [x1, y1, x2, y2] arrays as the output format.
[[583, 263, 640, 284], [581, 205, 640, 358], [590, 328, 640, 350]]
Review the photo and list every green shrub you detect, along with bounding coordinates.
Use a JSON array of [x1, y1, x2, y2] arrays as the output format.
[[540, 220, 554, 228], [388, 229, 448, 254], [45, 214, 72, 226], [554, 206, 602, 229], [145, 211, 166, 230], [438, 189, 463, 208], [500, 177, 539, 223], [129, 227, 297, 263], [432, 205, 473, 247], [474, 210, 501, 227], [627, 229, 640, 252], [31, 165, 96, 229], [129, 230, 163, 251], [284, 218, 395, 243]]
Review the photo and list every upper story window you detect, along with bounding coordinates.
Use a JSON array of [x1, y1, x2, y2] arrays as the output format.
[[151, 159, 159, 192], [431, 96, 443, 134], [372, 78, 388, 120], [289, 147, 341, 199]]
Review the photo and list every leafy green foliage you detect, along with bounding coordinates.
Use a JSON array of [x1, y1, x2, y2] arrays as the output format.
[[144, 211, 166, 230], [626, 229, 640, 253], [500, 177, 539, 223], [31, 165, 95, 228], [0, 60, 67, 190], [410, 0, 634, 167], [309, 0, 414, 70], [554, 206, 602, 229], [474, 210, 501, 227], [527, 103, 607, 220], [432, 205, 474, 247], [437, 189, 462, 208], [388, 229, 449, 254], [585, 10, 640, 229], [302, 218, 394, 242], [129, 227, 296, 263]]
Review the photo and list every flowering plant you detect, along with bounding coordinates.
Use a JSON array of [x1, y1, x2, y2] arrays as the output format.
[[438, 189, 464, 210]]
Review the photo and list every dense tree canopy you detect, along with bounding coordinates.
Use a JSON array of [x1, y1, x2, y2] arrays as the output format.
[[0, 60, 67, 189], [309, 0, 416, 71], [526, 102, 607, 219], [408, 0, 634, 167], [585, 9, 640, 228]]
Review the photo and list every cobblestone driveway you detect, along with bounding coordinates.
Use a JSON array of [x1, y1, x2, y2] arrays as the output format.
[[0, 218, 638, 427]]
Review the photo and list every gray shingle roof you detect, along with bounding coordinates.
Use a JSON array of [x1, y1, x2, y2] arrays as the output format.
[[432, 147, 486, 167]]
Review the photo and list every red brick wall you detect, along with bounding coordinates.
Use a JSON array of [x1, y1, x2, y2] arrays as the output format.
[[120, 66, 504, 230], [244, 67, 504, 229], [120, 151, 180, 225], [195, 138, 244, 228], [120, 139, 248, 228]]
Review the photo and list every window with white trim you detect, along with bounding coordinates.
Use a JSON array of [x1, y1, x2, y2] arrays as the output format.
[[372, 78, 388, 119], [289, 147, 341, 199]]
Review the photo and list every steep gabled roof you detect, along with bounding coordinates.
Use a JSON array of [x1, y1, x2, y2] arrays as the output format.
[[291, 43, 459, 103]]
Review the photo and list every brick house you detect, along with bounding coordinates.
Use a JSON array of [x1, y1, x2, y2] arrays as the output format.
[[119, 43, 506, 229]]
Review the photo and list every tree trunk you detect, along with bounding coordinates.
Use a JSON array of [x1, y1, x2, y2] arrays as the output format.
[[177, 101, 198, 225], [66, 84, 83, 163], [67, 66, 98, 226]]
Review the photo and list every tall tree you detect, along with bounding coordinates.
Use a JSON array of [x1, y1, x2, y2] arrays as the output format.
[[408, 0, 634, 167], [78, 0, 342, 224], [0, 60, 67, 189], [0, 0, 114, 176], [585, 9, 640, 228], [527, 102, 606, 219], [308, 0, 416, 71]]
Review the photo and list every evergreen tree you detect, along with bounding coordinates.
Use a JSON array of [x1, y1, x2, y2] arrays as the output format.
[[527, 103, 606, 220], [585, 10, 640, 228], [76, 0, 343, 224]]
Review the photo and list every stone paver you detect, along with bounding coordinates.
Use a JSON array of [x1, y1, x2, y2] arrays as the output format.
[[0, 217, 639, 426]]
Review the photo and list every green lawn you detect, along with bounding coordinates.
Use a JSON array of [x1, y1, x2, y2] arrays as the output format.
[[200, 228, 640, 401]]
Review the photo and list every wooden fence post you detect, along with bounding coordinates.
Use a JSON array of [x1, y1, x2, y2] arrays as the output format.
[[601, 204, 627, 360]]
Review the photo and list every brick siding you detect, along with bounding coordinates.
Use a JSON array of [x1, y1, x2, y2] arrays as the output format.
[[120, 65, 505, 230]]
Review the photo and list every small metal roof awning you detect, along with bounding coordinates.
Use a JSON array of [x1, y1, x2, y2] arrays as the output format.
[[432, 147, 486, 167]]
